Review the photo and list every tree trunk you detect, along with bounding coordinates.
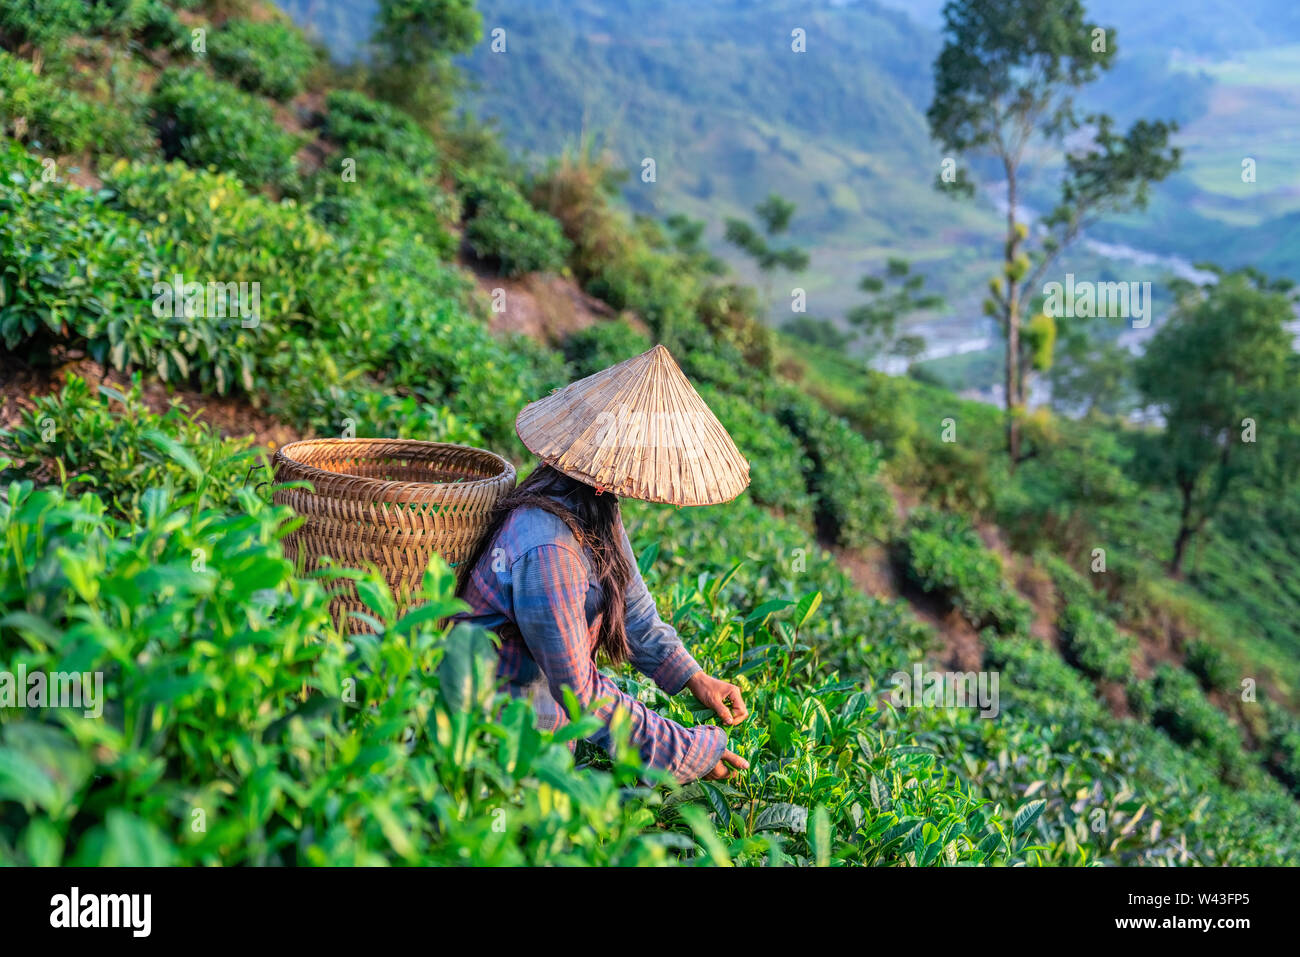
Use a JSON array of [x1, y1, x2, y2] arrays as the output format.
[[1006, 302, 1020, 465], [1168, 482, 1196, 577], [1004, 168, 1022, 468], [1169, 523, 1193, 578]]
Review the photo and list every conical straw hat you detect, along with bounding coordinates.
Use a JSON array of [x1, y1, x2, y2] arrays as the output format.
[[516, 344, 751, 506]]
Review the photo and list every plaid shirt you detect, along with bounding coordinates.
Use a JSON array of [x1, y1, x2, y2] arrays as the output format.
[[456, 501, 726, 783]]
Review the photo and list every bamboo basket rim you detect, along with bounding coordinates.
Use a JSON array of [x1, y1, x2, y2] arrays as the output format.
[[273, 438, 516, 504]]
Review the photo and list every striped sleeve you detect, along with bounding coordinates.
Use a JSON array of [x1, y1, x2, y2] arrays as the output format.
[[511, 543, 725, 783]]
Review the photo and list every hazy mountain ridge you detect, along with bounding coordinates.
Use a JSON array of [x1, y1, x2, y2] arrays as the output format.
[[279, 0, 1300, 341]]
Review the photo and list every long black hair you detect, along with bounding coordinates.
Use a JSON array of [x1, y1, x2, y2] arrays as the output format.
[[456, 464, 633, 664]]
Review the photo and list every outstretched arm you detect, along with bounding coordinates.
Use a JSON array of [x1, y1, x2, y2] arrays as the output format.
[[511, 542, 725, 783]]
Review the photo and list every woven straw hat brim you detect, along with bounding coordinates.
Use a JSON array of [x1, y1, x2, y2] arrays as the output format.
[[516, 344, 750, 506]]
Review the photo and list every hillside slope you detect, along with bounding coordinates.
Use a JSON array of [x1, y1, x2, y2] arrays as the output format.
[[2, 0, 1298, 867]]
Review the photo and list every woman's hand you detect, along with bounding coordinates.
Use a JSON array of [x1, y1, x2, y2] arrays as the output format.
[[686, 673, 749, 726], [704, 750, 750, 781]]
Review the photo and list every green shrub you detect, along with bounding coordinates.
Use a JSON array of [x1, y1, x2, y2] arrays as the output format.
[[994, 423, 1137, 554], [0, 480, 675, 865], [532, 152, 699, 344], [1043, 554, 1134, 682], [459, 168, 570, 277], [0, 0, 87, 50], [678, 344, 752, 395], [136, 0, 190, 52], [309, 147, 458, 261], [984, 633, 1104, 721], [1126, 676, 1156, 719], [775, 388, 894, 547], [1184, 639, 1235, 693], [695, 282, 774, 373], [587, 240, 697, 345], [315, 91, 458, 260], [0, 375, 257, 523], [1261, 699, 1300, 795], [1057, 603, 1135, 683], [0, 51, 95, 155], [907, 434, 996, 515], [0, 145, 164, 369], [0, 0, 181, 48], [696, 383, 815, 525], [322, 89, 442, 170], [330, 386, 487, 447], [149, 67, 301, 191], [841, 370, 917, 457], [895, 507, 1031, 636], [83, 0, 150, 35], [1149, 665, 1249, 781], [65, 57, 159, 159], [208, 18, 314, 101], [101, 155, 547, 452], [562, 320, 652, 377], [1043, 553, 1103, 610], [103, 158, 336, 394]]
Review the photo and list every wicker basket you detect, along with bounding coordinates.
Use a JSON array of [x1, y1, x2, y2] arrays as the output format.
[[272, 438, 516, 631]]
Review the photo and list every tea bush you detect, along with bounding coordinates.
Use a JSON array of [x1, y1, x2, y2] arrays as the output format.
[[0, 375, 257, 523], [322, 89, 442, 171], [774, 388, 894, 547], [0, 51, 95, 155], [533, 151, 700, 345], [983, 633, 1104, 721], [1043, 552, 1105, 611], [1184, 638, 1234, 693], [895, 508, 1031, 636], [0, 145, 165, 368], [1261, 699, 1300, 795], [907, 434, 997, 515], [695, 382, 814, 527], [1057, 604, 1135, 683], [629, 497, 1300, 864], [101, 158, 333, 394], [135, 0, 190, 53], [316, 95, 460, 258], [65, 57, 159, 160], [150, 68, 301, 192], [458, 168, 571, 277], [627, 500, 1019, 865], [327, 387, 486, 447], [839, 369, 917, 458], [1149, 665, 1249, 781], [101, 155, 545, 452], [0, 0, 87, 50], [562, 320, 652, 377], [994, 425, 1137, 554], [208, 18, 315, 101], [1043, 554, 1136, 681], [0, 480, 685, 865], [309, 146, 458, 262], [695, 282, 775, 372]]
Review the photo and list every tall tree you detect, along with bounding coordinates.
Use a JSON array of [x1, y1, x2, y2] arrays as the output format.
[[725, 193, 809, 313], [1134, 270, 1300, 576], [927, 0, 1180, 465], [369, 0, 482, 128], [848, 258, 943, 363]]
